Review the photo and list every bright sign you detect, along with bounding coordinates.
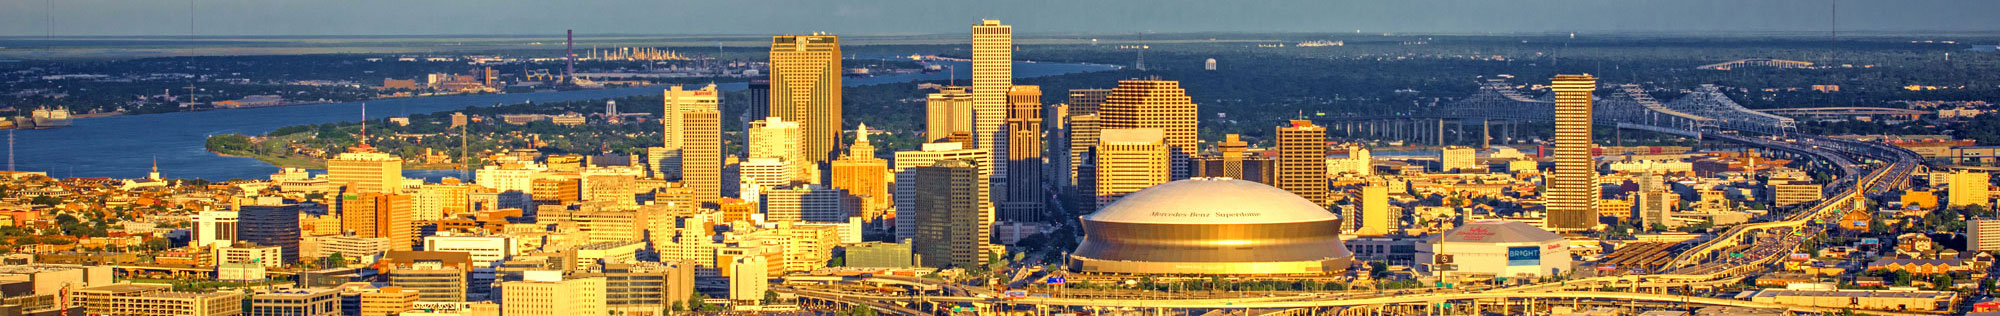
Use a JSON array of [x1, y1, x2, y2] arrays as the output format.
[[1506, 246, 1539, 266]]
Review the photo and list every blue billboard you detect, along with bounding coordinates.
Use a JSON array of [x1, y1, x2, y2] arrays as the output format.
[[1506, 246, 1539, 266]]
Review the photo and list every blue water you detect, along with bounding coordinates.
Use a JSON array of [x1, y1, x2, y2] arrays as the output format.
[[14, 59, 1119, 180]]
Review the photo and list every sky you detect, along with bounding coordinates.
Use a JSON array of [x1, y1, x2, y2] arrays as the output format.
[[2, 0, 1997, 37]]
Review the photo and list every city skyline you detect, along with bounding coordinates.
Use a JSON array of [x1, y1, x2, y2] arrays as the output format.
[[5, 0, 2000, 37]]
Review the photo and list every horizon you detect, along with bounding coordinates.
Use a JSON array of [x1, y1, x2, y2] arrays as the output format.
[[4, 0, 2000, 37]]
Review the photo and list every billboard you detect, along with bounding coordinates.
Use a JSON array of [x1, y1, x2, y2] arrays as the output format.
[[1506, 246, 1539, 266]]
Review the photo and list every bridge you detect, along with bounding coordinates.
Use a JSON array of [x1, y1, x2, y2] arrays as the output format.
[[787, 287, 1942, 316], [1315, 81, 1796, 145], [1760, 107, 1929, 121], [1695, 58, 1815, 70]]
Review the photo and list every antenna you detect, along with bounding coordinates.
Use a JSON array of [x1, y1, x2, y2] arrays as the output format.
[[360, 102, 368, 146], [7, 129, 13, 171], [187, 0, 195, 38]]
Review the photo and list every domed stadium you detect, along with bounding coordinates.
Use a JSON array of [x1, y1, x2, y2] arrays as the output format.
[[1069, 178, 1353, 275]]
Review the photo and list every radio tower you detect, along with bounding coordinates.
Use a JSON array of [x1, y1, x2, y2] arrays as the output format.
[[565, 30, 575, 85]]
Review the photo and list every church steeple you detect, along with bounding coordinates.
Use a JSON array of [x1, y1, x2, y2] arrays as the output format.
[[147, 157, 161, 181]]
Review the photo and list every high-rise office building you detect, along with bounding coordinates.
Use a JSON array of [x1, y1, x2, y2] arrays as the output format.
[[1275, 120, 1329, 207], [727, 256, 768, 304], [925, 86, 975, 142], [891, 142, 991, 241], [681, 97, 723, 205], [1441, 146, 1477, 172], [1066, 114, 1101, 188], [1547, 74, 1600, 232], [1950, 170, 1990, 207], [973, 20, 1014, 190], [1002, 85, 1045, 222], [1090, 128, 1170, 209], [769, 34, 843, 163], [239, 202, 304, 264], [328, 147, 404, 194], [829, 124, 891, 219], [343, 193, 415, 251], [912, 159, 990, 269], [1357, 182, 1392, 236], [1100, 80, 1198, 179], [748, 117, 809, 184], [1195, 134, 1276, 184], [1066, 88, 1112, 116], [414, 180, 471, 222], [761, 184, 849, 223], [1638, 190, 1677, 229], [745, 79, 770, 125], [659, 84, 720, 179]]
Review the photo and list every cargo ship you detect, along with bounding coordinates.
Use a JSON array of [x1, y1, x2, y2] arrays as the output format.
[[13, 107, 73, 129]]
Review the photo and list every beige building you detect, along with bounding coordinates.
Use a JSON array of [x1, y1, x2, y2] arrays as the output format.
[[682, 104, 722, 204], [1356, 182, 1393, 236], [1950, 170, 1990, 207], [1546, 74, 1599, 232], [1772, 183, 1823, 208], [727, 256, 768, 304], [351, 286, 419, 316], [769, 34, 842, 163], [328, 147, 404, 194], [1091, 128, 1170, 209], [249, 289, 339, 316], [972, 19, 1014, 187], [829, 124, 890, 219], [415, 181, 473, 222], [1100, 80, 1198, 179], [501, 271, 607, 316], [1276, 120, 1329, 207], [892, 142, 991, 241], [749, 117, 809, 184], [659, 84, 720, 178], [925, 86, 975, 142], [72, 283, 244, 316], [1441, 146, 1477, 172]]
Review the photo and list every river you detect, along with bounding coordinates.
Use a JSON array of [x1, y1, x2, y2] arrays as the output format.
[[13, 58, 1119, 180]]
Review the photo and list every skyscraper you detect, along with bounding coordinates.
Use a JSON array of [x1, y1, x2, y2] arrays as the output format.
[[912, 159, 989, 269], [1950, 170, 1990, 207], [1066, 114, 1101, 188], [760, 185, 850, 223], [239, 201, 304, 264], [748, 117, 808, 184], [745, 79, 770, 124], [924, 86, 975, 142], [1066, 88, 1112, 116], [830, 124, 890, 219], [681, 98, 723, 205], [1100, 80, 1199, 179], [1090, 128, 1170, 209], [769, 34, 843, 164], [1275, 120, 1329, 207], [892, 142, 991, 241], [1547, 74, 1599, 232], [328, 146, 404, 194], [660, 84, 720, 178], [1002, 85, 1045, 222], [343, 193, 415, 251], [973, 20, 1014, 201]]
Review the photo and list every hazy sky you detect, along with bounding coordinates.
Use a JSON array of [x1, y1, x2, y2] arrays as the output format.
[[2, 0, 1997, 36]]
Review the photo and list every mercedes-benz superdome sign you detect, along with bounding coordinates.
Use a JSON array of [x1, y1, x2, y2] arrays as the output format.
[[1506, 246, 1539, 266]]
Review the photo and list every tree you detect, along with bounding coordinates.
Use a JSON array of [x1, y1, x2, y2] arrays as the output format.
[[325, 253, 346, 268], [762, 289, 779, 304], [836, 305, 879, 316]]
